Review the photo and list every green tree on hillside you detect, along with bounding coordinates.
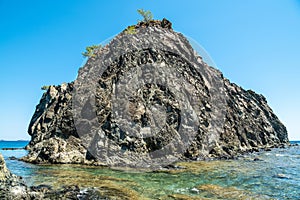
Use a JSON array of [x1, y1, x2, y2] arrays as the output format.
[[137, 9, 153, 22], [82, 45, 101, 58]]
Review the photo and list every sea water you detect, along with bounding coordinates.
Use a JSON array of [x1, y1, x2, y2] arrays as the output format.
[[1, 141, 300, 199]]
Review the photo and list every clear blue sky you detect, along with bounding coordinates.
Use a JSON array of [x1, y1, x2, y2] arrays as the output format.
[[0, 0, 299, 140]]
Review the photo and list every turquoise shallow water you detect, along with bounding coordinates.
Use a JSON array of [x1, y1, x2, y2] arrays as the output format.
[[1, 141, 300, 199]]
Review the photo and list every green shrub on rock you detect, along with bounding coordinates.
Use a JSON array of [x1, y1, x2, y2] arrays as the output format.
[[82, 45, 101, 58], [125, 25, 136, 34], [41, 85, 50, 90], [137, 9, 153, 22]]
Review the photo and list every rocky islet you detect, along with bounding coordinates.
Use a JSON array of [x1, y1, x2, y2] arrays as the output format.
[[21, 19, 288, 168]]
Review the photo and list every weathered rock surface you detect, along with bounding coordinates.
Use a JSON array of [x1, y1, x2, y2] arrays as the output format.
[[23, 19, 289, 167], [22, 83, 102, 165]]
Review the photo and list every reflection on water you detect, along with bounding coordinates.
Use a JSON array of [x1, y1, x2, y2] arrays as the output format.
[[2, 143, 300, 199]]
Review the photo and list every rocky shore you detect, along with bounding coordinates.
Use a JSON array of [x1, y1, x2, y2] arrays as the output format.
[[1, 153, 126, 199], [22, 19, 289, 168], [0, 153, 31, 199], [1, 152, 78, 199]]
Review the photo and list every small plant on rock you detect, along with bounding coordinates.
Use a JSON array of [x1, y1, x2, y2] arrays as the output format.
[[137, 9, 153, 22], [41, 85, 50, 90], [125, 25, 136, 34], [82, 45, 101, 58]]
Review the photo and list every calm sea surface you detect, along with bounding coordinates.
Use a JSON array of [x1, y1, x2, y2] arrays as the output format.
[[1, 141, 300, 199]]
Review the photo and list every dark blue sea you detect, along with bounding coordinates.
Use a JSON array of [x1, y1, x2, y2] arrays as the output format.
[[1, 141, 300, 199]]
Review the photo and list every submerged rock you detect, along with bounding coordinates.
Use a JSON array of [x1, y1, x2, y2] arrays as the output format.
[[23, 19, 288, 168], [196, 184, 271, 199], [162, 193, 207, 200], [275, 173, 290, 179], [8, 156, 18, 160]]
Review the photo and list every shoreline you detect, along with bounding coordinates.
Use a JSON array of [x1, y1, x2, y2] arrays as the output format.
[[1, 143, 300, 199], [0, 147, 25, 150]]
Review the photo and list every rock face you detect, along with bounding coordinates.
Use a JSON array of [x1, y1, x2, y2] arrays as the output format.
[[22, 83, 98, 165], [23, 19, 288, 167]]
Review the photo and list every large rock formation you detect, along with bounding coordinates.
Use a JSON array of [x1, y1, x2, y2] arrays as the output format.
[[22, 83, 92, 164], [23, 19, 288, 168]]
